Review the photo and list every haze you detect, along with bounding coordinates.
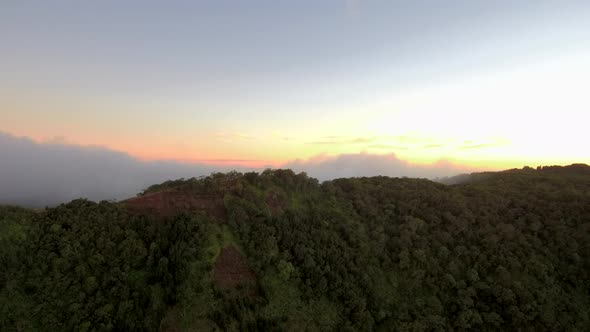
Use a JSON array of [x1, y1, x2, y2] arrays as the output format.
[[1, 1, 589, 205]]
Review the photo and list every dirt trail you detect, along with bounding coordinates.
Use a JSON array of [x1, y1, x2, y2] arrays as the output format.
[[213, 246, 256, 291]]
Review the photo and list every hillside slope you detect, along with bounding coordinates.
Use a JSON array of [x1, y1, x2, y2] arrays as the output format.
[[1, 166, 590, 331]]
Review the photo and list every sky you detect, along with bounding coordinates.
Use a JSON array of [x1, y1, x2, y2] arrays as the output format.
[[1, 0, 590, 199], [0, 132, 470, 206]]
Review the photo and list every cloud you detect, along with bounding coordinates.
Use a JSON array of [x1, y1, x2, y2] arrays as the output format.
[[284, 152, 472, 181], [0, 132, 470, 207], [459, 138, 510, 150], [306, 136, 378, 145], [305, 135, 450, 149], [460, 143, 493, 150], [0, 132, 253, 207], [368, 144, 409, 150]]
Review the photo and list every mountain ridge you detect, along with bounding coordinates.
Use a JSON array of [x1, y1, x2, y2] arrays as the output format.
[[1, 164, 589, 331]]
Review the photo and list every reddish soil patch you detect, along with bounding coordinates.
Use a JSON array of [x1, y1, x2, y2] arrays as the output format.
[[124, 190, 226, 221], [213, 246, 256, 291]]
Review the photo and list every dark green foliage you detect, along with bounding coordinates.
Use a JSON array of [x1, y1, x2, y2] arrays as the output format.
[[224, 166, 590, 330], [2, 164, 590, 331], [0, 201, 206, 331]]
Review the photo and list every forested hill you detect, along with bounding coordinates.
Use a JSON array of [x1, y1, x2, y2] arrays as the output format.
[[437, 163, 590, 185], [1, 165, 590, 331]]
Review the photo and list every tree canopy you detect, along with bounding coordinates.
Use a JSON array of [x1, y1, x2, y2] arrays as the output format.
[[2, 165, 589, 331]]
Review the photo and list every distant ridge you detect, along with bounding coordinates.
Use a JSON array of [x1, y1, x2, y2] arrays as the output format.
[[436, 163, 590, 185]]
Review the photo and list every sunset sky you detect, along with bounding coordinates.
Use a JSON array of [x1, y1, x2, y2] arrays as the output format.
[[2, 1, 589, 170]]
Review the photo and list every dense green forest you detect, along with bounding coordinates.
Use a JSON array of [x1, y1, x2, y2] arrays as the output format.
[[1, 165, 589, 331]]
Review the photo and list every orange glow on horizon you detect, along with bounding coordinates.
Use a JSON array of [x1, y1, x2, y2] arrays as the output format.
[[3, 127, 584, 173], [2, 51, 588, 172]]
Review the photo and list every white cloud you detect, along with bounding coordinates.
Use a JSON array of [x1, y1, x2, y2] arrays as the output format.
[[0, 132, 252, 207], [0, 132, 470, 207], [284, 152, 472, 181]]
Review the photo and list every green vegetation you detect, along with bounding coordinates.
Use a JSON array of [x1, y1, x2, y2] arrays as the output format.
[[2, 165, 590, 331], [0, 201, 208, 331]]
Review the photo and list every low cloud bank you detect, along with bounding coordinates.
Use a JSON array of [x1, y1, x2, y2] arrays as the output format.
[[285, 153, 471, 181], [0, 132, 470, 207], [0, 132, 249, 207]]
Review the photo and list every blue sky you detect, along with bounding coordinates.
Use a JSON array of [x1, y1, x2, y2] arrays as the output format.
[[5, 1, 587, 96]]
